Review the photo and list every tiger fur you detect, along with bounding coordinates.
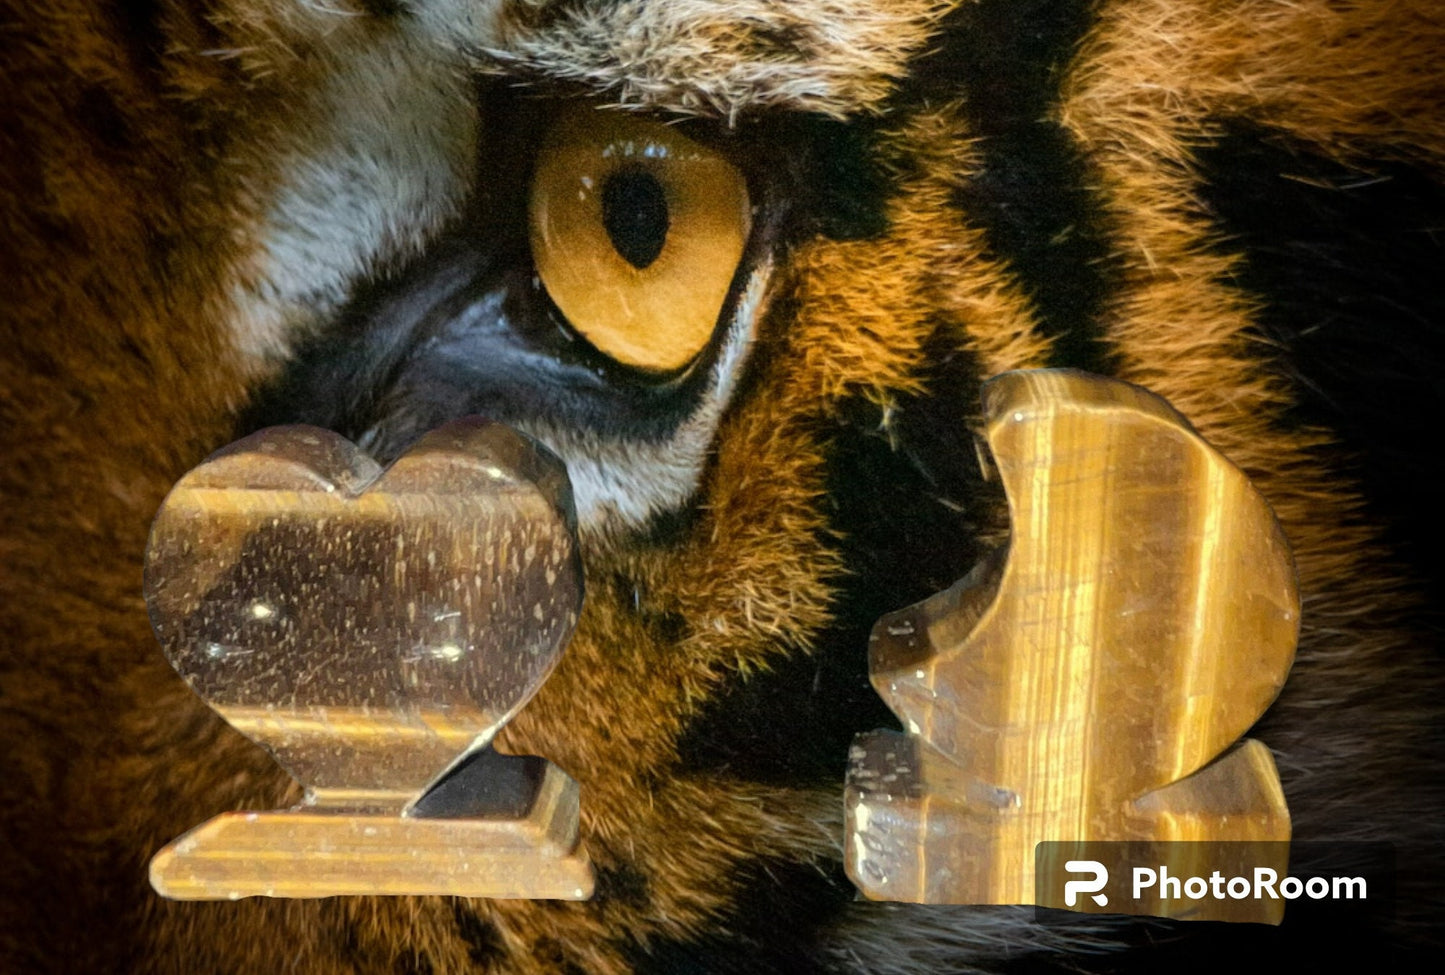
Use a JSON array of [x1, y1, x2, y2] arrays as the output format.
[[2, 0, 1443, 972]]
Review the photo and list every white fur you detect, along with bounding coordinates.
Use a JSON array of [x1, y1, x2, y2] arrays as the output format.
[[483, 0, 944, 120], [515, 261, 772, 533], [224, 4, 500, 368]]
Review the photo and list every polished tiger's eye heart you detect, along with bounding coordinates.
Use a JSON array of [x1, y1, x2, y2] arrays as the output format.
[[143, 419, 583, 812]]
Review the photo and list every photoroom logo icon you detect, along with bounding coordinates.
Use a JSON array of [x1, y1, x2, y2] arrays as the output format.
[[1063, 860, 1109, 907]]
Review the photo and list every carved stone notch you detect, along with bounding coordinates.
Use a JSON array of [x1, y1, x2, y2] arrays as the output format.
[[144, 419, 593, 900], [845, 370, 1298, 922]]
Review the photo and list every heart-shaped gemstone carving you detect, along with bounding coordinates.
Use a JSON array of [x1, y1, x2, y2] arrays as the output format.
[[143, 419, 583, 811]]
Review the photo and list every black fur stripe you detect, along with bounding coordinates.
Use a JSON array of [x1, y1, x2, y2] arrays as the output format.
[[623, 858, 853, 975], [675, 339, 996, 785], [1197, 122, 1445, 607], [104, 0, 167, 80], [668, 341, 999, 969], [450, 901, 506, 966], [905, 0, 1119, 374]]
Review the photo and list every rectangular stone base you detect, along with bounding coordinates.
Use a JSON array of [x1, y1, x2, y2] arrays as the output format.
[[150, 761, 593, 900]]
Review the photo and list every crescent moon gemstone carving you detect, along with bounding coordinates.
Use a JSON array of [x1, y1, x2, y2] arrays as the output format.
[[844, 370, 1298, 923]]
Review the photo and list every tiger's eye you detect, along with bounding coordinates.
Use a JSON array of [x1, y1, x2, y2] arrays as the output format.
[[528, 106, 751, 373]]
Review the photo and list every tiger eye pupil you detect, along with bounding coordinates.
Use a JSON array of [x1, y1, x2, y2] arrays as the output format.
[[601, 170, 669, 270]]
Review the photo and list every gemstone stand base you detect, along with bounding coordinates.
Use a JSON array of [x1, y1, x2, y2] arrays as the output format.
[[150, 760, 593, 900]]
